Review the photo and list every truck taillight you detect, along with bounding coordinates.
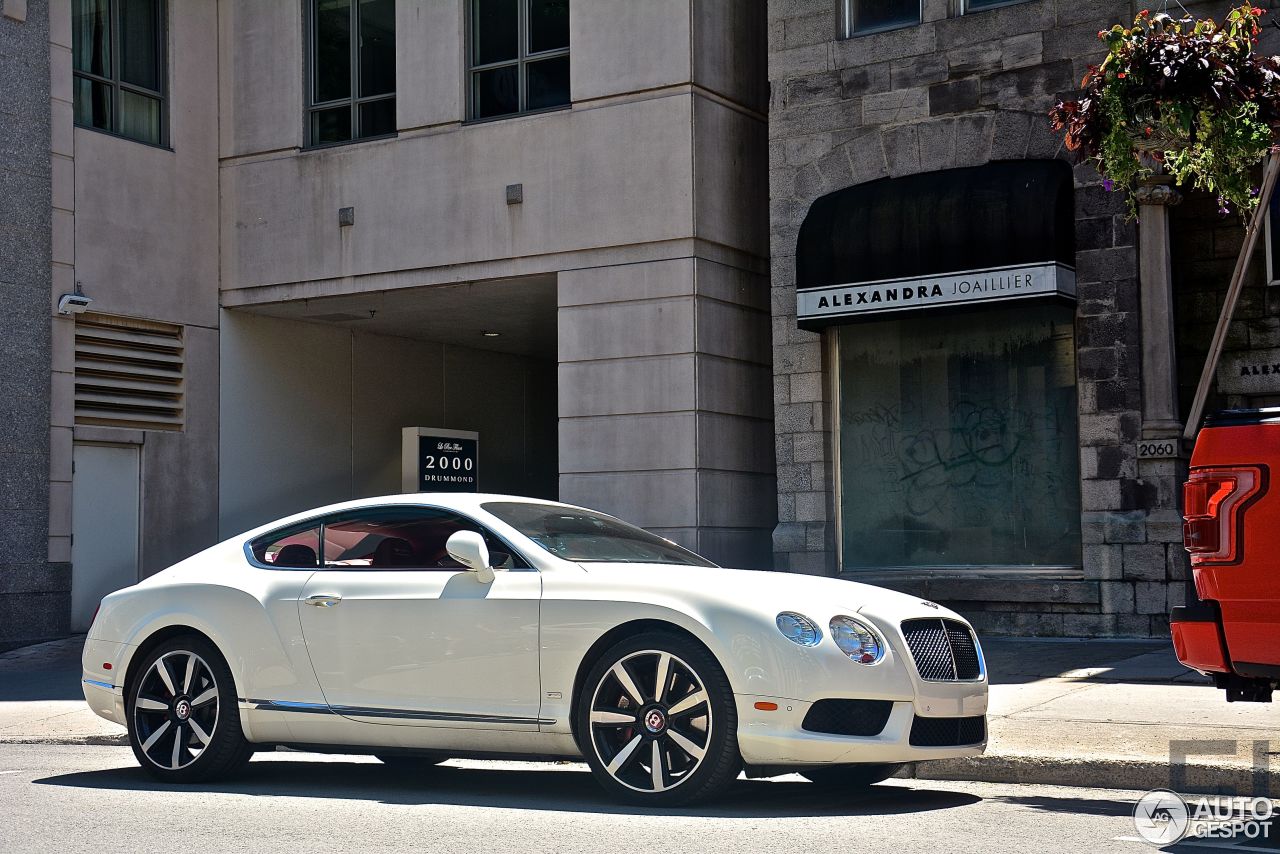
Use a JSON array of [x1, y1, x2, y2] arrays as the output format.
[[1183, 466, 1266, 564]]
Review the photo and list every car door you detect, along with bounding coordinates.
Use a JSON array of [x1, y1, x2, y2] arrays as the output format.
[[296, 505, 543, 730]]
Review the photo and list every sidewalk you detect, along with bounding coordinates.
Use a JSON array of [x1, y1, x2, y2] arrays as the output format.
[[908, 637, 1280, 796], [2, 635, 1277, 795]]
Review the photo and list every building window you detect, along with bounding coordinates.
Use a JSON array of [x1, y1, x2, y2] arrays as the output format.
[[963, 0, 1031, 12], [841, 0, 920, 36], [469, 0, 570, 121], [306, 0, 397, 147], [835, 303, 1081, 571], [72, 0, 167, 146]]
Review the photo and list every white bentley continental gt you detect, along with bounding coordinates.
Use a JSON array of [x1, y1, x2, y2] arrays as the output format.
[[82, 493, 988, 804]]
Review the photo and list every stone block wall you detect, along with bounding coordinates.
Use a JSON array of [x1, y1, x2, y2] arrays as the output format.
[[767, 0, 1212, 635], [0, 0, 69, 650]]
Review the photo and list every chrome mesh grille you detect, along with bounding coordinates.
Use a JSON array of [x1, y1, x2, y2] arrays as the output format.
[[900, 618, 981, 681]]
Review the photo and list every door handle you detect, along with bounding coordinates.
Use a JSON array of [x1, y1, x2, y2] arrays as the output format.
[[304, 594, 342, 608]]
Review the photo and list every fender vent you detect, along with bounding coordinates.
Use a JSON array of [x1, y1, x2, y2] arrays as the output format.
[[75, 314, 184, 431]]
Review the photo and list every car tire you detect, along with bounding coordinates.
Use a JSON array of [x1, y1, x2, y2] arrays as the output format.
[[376, 754, 450, 771], [799, 763, 902, 787], [126, 635, 253, 783], [577, 631, 740, 805]]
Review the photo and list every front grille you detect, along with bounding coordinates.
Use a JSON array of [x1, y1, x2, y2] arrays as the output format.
[[909, 715, 986, 747], [801, 699, 894, 737], [900, 618, 982, 681]]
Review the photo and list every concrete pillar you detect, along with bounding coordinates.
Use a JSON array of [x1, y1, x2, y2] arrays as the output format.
[[1134, 177, 1191, 608], [1134, 178, 1183, 438], [556, 258, 776, 569]]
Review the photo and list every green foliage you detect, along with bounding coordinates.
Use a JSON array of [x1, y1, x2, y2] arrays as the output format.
[[1049, 5, 1280, 219]]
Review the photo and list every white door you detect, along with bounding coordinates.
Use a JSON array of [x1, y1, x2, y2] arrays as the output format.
[[294, 505, 543, 728], [71, 444, 140, 631], [299, 569, 543, 727]]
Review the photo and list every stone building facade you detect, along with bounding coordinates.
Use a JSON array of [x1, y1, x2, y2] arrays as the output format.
[[767, 0, 1280, 636], [0, 0, 771, 648], [1, 0, 68, 649]]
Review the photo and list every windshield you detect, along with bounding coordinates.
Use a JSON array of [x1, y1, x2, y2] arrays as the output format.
[[482, 502, 719, 567]]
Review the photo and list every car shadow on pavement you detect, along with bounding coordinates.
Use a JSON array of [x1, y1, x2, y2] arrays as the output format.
[[33, 759, 981, 818], [986, 793, 1136, 818]]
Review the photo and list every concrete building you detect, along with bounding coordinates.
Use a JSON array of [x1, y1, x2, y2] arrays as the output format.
[[766, 0, 1280, 636], [0, 0, 771, 650]]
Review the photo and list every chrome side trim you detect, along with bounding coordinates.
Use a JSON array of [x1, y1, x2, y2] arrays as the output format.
[[83, 678, 115, 691], [246, 697, 554, 725], [245, 699, 335, 715], [332, 705, 554, 726]]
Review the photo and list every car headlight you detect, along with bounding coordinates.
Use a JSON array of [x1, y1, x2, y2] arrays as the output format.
[[776, 612, 821, 646], [830, 615, 884, 664]]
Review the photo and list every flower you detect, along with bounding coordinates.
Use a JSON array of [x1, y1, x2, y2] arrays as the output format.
[[1103, 178, 1115, 191]]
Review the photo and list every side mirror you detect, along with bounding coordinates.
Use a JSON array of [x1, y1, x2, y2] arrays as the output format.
[[445, 531, 494, 584]]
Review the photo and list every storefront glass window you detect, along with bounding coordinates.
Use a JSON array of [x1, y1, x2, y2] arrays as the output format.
[[836, 304, 1081, 570]]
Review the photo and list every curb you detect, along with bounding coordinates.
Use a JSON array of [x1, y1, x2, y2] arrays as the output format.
[[903, 755, 1280, 797], [0, 733, 128, 746]]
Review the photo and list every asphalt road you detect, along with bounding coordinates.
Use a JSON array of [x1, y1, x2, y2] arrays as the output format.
[[0, 744, 1270, 854]]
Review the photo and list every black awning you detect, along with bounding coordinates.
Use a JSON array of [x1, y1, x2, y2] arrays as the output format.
[[796, 160, 1075, 292]]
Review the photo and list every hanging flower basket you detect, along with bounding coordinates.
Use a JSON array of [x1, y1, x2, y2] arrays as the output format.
[[1049, 5, 1280, 218]]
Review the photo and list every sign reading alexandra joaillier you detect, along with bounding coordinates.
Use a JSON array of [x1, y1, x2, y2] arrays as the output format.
[[797, 262, 1076, 323], [401, 427, 479, 493]]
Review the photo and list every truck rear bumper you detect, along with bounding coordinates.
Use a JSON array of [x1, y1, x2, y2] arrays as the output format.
[[1170, 601, 1230, 674]]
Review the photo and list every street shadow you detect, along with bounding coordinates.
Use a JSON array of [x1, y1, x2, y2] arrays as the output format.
[[981, 638, 1187, 686], [986, 793, 1136, 818], [0, 637, 87, 702], [33, 758, 981, 818]]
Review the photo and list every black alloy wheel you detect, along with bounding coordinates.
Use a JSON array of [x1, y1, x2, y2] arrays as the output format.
[[126, 635, 252, 782], [577, 631, 740, 805]]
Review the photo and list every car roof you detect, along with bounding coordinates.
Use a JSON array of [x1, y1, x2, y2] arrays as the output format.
[[235, 493, 585, 542]]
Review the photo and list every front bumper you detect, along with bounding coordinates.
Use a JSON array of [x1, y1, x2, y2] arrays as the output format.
[[734, 679, 987, 767]]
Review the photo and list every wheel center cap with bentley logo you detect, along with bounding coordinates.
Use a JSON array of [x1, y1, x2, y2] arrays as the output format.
[[643, 707, 668, 734], [173, 698, 192, 721]]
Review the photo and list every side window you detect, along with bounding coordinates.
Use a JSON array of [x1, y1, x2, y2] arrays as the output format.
[[250, 522, 322, 567], [318, 507, 527, 570]]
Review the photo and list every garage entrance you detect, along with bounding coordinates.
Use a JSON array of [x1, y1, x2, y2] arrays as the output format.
[[218, 275, 557, 538]]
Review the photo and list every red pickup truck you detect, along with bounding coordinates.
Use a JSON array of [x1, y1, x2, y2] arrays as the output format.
[[1171, 407, 1280, 702]]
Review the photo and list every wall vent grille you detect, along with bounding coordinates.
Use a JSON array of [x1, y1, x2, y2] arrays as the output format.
[[74, 314, 184, 431]]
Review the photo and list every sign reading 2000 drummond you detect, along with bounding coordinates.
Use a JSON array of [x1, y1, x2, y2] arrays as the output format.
[[797, 263, 1076, 323], [401, 427, 479, 493]]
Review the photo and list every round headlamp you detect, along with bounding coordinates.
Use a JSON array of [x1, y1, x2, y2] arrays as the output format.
[[776, 612, 821, 647], [829, 616, 884, 664]]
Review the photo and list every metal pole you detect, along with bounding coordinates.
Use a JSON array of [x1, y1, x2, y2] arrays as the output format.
[[1182, 148, 1280, 442]]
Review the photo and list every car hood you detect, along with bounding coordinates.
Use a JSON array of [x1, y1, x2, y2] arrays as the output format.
[[574, 562, 968, 626]]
